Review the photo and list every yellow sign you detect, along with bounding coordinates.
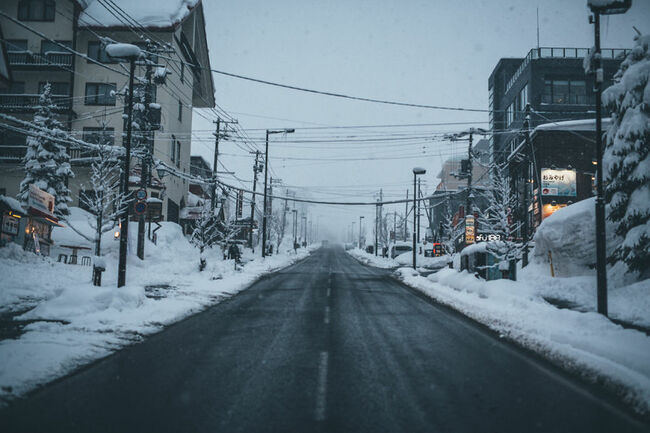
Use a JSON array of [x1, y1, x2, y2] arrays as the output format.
[[465, 216, 475, 244]]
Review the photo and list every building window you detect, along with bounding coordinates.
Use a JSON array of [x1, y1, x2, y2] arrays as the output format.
[[506, 103, 514, 127], [41, 40, 71, 54], [543, 79, 586, 104], [170, 135, 176, 162], [176, 141, 181, 168], [87, 41, 117, 64], [84, 83, 116, 105], [519, 84, 528, 113], [0, 82, 26, 94], [178, 99, 182, 122], [83, 127, 115, 146], [18, 0, 55, 21], [6, 40, 28, 52]]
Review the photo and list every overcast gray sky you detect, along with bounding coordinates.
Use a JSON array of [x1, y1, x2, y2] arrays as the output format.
[[191, 0, 650, 242]]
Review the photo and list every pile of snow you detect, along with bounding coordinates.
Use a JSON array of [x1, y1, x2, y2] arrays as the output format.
[[80, 0, 200, 28], [347, 247, 451, 270], [346, 248, 400, 269], [398, 268, 650, 413], [0, 211, 312, 405]]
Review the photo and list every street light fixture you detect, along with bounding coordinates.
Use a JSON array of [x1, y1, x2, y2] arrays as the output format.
[[412, 167, 426, 269], [588, 0, 631, 317], [359, 216, 365, 249], [262, 128, 295, 257]]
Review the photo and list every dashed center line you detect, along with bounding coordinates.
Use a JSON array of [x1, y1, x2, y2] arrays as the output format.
[[324, 306, 330, 324], [326, 286, 331, 297], [315, 351, 329, 421]]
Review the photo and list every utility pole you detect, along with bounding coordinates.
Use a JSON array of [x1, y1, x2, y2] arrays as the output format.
[[249, 151, 261, 251], [375, 197, 379, 256], [136, 44, 156, 261], [117, 59, 137, 288], [211, 118, 221, 210], [404, 189, 409, 241], [417, 178, 422, 243], [466, 131, 474, 216], [393, 211, 397, 244], [522, 104, 531, 267], [262, 128, 294, 257]]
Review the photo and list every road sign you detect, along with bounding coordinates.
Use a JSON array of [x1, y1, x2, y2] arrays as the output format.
[[136, 189, 147, 200], [134, 200, 147, 215]]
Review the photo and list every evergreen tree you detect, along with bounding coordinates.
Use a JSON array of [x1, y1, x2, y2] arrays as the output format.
[[602, 33, 650, 275], [18, 83, 74, 218]]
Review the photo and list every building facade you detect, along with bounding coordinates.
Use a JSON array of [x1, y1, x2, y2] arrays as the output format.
[[0, 0, 215, 224], [488, 47, 627, 167]]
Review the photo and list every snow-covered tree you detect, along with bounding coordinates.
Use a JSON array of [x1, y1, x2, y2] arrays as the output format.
[[440, 204, 458, 254], [478, 164, 523, 274], [602, 33, 650, 275], [269, 203, 288, 253], [18, 83, 74, 218], [190, 206, 220, 271], [69, 122, 126, 257]]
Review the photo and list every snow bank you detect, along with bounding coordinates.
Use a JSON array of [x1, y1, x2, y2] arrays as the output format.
[[104, 43, 142, 59], [80, 0, 199, 28], [347, 248, 452, 269], [0, 214, 312, 405], [398, 268, 650, 413], [346, 248, 400, 268]]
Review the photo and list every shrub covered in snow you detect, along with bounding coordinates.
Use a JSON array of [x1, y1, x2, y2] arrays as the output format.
[[602, 33, 650, 276]]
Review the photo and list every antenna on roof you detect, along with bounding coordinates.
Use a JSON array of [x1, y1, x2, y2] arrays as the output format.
[[536, 8, 540, 49]]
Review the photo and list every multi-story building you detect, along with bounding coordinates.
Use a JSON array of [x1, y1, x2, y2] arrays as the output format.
[[0, 0, 215, 223], [488, 47, 627, 167]]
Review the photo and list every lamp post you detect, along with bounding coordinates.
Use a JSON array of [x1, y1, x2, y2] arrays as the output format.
[[262, 128, 294, 257], [292, 209, 298, 251], [359, 216, 364, 249], [412, 167, 426, 269], [110, 46, 142, 288], [587, 0, 631, 317]]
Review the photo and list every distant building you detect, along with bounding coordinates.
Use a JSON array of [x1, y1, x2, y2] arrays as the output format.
[[488, 47, 627, 167], [428, 139, 490, 245], [0, 0, 215, 224]]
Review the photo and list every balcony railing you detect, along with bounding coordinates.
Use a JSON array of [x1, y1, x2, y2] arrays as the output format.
[[0, 94, 72, 111], [505, 47, 630, 94], [7, 51, 73, 69], [0, 145, 27, 161]]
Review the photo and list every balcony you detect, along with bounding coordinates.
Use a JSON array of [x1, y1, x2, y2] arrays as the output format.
[[0, 145, 27, 161], [505, 47, 630, 94], [0, 94, 72, 112], [7, 51, 73, 70]]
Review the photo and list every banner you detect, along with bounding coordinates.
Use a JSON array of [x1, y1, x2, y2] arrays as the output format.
[[28, 184, 55, 217]]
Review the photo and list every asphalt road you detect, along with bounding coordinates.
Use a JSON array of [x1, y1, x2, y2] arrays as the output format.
[[1, 246, 648, 433]]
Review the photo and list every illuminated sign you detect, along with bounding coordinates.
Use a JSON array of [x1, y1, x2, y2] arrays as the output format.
[[465, 215, 475, 244], [476, 233, 504, 242], [541, 169, 576, 197], [542, 203, 567, 220], [28, 184, 55, 217]]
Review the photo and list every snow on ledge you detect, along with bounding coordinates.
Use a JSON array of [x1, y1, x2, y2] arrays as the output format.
[[535, 118, 611, 132]]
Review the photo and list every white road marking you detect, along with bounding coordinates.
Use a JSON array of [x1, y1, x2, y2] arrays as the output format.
[[326, 286, 331, 297], [315, 351, 329, 421], [324, 306, 330, 324]]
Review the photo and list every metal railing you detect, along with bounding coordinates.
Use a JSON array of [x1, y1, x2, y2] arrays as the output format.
[[0, 94, 72, 110], [7, 51, 73, 68], [0, 145, 27, 160], [505, 47, 630, 94]]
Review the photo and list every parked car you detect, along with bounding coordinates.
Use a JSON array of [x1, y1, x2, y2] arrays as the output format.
[[389, 241, 413, 259]]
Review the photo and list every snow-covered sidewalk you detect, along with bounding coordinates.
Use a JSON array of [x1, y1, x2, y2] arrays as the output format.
[[0, 222, 313, 405], [391, 267, 650, 413]]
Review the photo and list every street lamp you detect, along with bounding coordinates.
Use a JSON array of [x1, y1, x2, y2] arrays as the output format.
[[359, 216, 364, 249], [107, 44, 143, 288], [412, 167, 426, 269], [588, 0, 631, 317], [262, 128, 295, 257]]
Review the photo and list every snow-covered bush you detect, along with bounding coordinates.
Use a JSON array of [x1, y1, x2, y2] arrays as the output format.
[[602, 33, 650, 276], [18, 83, 74, 218]]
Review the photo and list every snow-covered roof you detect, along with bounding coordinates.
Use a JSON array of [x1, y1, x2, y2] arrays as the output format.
[[535, 118, 611, 132], [79, 0, 200, 29], [0, 195, 27, 215]]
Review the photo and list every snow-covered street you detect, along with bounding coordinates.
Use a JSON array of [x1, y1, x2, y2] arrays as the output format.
[[0, 217, 312, 404]]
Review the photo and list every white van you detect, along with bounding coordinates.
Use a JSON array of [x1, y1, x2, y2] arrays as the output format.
[[389, 241, 413, 259]]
